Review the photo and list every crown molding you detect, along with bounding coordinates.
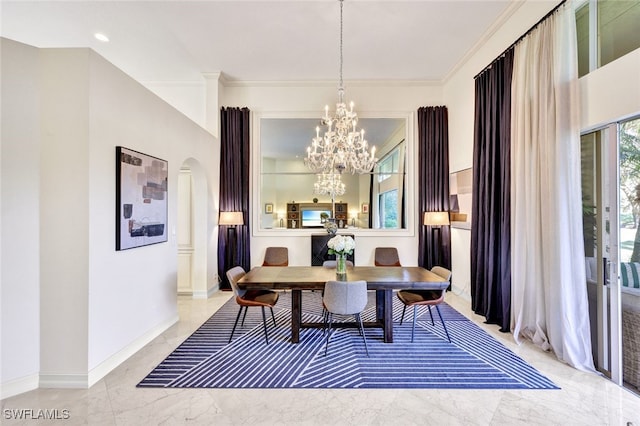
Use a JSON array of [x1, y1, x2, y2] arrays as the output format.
[[218, 78, 440, 88], [442, 0, 525, 84]]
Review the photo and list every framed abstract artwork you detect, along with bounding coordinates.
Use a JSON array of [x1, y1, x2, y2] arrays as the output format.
[[265, 203, 273, 214], [450, 167, 472, 229], [116, 146, 168, 250]]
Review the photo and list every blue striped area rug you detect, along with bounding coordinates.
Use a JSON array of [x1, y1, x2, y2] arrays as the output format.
[[137, 292, 559, 389]]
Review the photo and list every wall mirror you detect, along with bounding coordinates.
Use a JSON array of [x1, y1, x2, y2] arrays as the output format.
[[253, 112, 414, 235]]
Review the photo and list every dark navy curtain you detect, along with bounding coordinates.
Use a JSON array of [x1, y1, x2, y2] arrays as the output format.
[[417, 106, 450, 271], [368, 174, 373, 228], [218, 107, 251, 289], [471, 50, 513, 331]]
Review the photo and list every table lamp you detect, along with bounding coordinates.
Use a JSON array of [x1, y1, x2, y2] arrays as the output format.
[[424, 211, 450, 267], [220, 211, 244, 273]]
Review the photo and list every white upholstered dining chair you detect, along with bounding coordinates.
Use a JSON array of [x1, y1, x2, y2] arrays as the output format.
[[322, 280, 369, 357]]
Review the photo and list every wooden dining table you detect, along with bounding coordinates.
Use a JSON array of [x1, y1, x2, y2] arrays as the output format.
[[237, 265, 448, 343]]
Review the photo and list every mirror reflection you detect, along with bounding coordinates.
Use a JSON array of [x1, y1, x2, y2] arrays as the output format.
[[260, 117, 407, 230]]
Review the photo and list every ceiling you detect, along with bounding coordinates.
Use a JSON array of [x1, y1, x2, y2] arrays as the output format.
[[0, 0, 523, 84]]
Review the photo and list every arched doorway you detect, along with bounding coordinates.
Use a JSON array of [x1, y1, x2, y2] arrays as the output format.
[[177, 158, 210, 298]]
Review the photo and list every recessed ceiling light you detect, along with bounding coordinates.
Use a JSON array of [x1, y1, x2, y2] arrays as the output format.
[[94, 33, 109, 42]]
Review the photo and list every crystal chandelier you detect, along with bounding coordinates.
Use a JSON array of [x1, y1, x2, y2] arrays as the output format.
[[304, 0, 377, 175], [314, 172, 346, 198]]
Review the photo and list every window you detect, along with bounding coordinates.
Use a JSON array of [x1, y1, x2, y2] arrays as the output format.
[[378, 149, 399, 182], [374, 144, 405, 229], [576, 0, 640, 77], [379, 189, 398, 228]]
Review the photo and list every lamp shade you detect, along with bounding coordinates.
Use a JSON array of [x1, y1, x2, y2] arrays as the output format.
[[423, 211, 450, 226], [219, 211, 244, 226]]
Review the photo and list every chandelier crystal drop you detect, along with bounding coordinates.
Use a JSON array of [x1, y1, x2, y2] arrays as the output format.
[[313, 172, 346, 198], [304, 0, 377, 175]]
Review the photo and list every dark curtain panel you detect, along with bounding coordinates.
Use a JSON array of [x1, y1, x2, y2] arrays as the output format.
[[368, 174, 373, 229], [218, 107, 251, 289], [471, 50, 513, 331], [401, 173, 406, 229], [417, 106, 450, 270]]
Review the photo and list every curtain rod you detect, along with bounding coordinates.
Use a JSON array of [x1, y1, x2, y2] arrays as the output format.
[[474, 0, 567, 80]]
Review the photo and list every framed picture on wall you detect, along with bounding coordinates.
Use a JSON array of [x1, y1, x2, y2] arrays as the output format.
[[362, 203, 369, 213], [116, 146, 168, 250], [265, 203, 273, 214], [450, 167, 472, 229]]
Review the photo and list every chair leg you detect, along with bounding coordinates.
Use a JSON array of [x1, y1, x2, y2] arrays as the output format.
[[270, 307, 276, 327], [435, 305, 451, 343], [411, 306, 417, 343], [261, 306, 270, 344], [324, 313, 333, 356], [428, 306, 435, 326], [241, 305, 249, 326], [322, 309, 328, 335], [355, 313, 369, 357], [229, 306, 244, 343], [400, 305, 407, 325]]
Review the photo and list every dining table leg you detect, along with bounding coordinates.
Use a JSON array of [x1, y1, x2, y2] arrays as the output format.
[[291, 289, 302, 343], [382, 289, 394, 343], [375, 289, 394, 343]]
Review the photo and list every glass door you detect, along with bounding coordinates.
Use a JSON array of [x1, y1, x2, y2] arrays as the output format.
[[582, 116, 640, 395], [581, 127, 614, 377], [618, 116, 640, 394]]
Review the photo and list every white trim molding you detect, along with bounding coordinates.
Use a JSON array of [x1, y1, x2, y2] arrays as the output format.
[[87, 314, 179, 387], [0, 374, 39, 400], [36, 314, 179, 391]]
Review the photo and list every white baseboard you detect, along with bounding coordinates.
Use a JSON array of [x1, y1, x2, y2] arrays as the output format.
[[451, 282, 471, 301], [5, 314, 180, 394], [192, 283, 219, 299], [0, 373, 39, 400], [87, 314, 179, 387], [39, 374, 88, 389]]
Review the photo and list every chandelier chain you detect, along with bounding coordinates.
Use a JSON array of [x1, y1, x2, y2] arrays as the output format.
[[339, 0, 343, 92], [304, 0, 377, 179]]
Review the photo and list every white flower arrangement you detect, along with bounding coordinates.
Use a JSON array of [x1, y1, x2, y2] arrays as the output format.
[[327, 234, 355, 256]]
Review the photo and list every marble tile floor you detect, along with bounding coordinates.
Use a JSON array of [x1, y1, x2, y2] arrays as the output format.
[[2, 290, 640, 426]]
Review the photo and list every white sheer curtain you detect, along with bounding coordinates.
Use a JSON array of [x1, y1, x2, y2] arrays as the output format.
[[511, 1, 595, 372]]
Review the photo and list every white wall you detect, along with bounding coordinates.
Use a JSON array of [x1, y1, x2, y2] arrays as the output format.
[[580, 48, 640, 129], [0, 38, 42, 397], [143, 80, 207, 129], [39, 48, 92, 385], [1, 39, 219, 397], [85, 50, 219, 376]]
